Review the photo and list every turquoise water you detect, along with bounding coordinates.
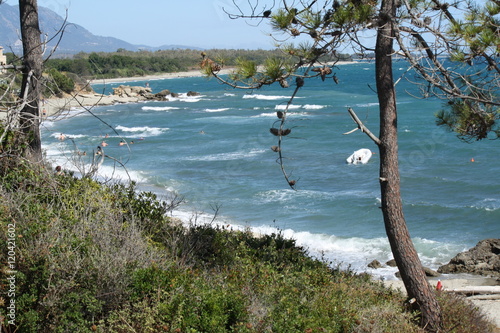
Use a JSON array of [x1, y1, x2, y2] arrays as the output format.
[[41, 62, 500, 279]]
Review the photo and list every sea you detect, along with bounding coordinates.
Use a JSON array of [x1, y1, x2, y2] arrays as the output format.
[[41, 62, 500, 280]]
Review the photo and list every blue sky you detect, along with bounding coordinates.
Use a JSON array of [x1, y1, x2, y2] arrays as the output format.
[[31, 0, 277, 49]]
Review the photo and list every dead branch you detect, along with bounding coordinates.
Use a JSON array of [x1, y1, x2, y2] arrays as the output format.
[[345, 108, 381, 146]]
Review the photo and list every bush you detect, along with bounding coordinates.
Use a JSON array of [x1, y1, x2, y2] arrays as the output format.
[[0, 157, 496, 332], [44, 68, 75, 96], [438, 291, 497, 333]]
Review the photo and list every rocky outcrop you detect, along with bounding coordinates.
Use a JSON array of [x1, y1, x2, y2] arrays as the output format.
[[367, 260, 382, 269], [113, 85, 152, 98], [154, 89, 171, 98], [112, 85, 200, 102], [438, 239, 500, 277]]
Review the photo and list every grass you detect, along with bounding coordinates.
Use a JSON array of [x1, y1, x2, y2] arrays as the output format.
[[0, 155, 496, 332]]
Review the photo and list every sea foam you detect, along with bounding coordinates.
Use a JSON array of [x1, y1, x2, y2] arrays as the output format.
[[243, 94, 291, 100], [142, 106, 180, 111], [115, 125, 169, 137]]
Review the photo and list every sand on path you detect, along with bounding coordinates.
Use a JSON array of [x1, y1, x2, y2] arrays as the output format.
[[384, 277, 500, 330]]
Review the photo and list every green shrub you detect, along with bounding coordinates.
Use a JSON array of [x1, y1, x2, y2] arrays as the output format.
[[438, 291, 497, 333], [44, 68, 75, 96], [0, 157, 496, 332]]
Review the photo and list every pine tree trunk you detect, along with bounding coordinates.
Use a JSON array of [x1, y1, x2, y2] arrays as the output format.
[[375, 0, 442, 331], [18, 0, 43, 161]]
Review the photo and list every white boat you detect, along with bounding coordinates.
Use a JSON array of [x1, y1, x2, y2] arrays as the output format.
[[346, 148, 372, 164]]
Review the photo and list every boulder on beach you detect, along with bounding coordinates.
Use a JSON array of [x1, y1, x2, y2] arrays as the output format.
[[394, 266, 440, 278], [438, 239, 500, 277], [423, 267, 440, 277], [113, 85, 152, 98]]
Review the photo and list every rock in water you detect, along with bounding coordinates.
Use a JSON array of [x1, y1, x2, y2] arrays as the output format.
[[368, 260, 381, 269], [112, 85, 152, 97], [438, 239, 500, 277], [386, 259, 397, 267]]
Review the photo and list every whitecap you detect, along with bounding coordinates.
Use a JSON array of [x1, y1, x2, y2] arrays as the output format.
[[256, 189, 331, 203], [142, 106, 180, 111], [243, 94, 291, 100], [251, 112, 278, 118], [50, 133, 88, 140], [115, 125, 169, 137], [353, 102, 379, 108], [168, 93, 204, 103], [275, 104, 302, 110], [96, 164, 148, 183], [472, 198, 500, 211], [257, 188, 377, 205], [184, 148, 266, 161], [204, 108, 230, 112], [303, 104, 326, 110], [44, 151, 147, 184]]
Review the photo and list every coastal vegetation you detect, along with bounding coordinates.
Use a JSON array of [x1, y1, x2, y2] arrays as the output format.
[[0, 148, 495, 332], [1, 0, 498, 332], [0, 48, 349, 100], [200, 1, 500, 331], [42, 49, 351, 80]]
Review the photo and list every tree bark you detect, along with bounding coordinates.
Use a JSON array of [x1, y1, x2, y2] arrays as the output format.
[[18, 0, 43, 161], [375, 0, 442, 331]]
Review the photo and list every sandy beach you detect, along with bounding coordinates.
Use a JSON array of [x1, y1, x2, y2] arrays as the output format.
[[3, 61, 360, 120], [32, 68, 228, 119], [0, 68, 212, 122], [40, 69, 210, 118], [88, 68, 213, 84], [384, 277, 500, 330]]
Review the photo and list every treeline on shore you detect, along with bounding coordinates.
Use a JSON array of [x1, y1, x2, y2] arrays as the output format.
[[2, 49, 351, 98], [7, 48, 351, 80]]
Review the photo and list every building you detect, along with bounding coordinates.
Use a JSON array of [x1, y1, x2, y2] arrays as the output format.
[[0, 46, 7, 73]]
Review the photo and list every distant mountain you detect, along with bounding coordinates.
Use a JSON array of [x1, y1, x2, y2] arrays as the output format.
[[0, 3, 199, 56]]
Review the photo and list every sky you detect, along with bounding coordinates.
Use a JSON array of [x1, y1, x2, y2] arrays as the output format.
[[29, 0, 279, 49]]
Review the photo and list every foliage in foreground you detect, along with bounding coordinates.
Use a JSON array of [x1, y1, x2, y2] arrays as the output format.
[[0, 155, 495, 332]]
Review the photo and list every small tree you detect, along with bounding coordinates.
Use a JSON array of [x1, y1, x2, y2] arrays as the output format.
[[202, 0, 500, 331]]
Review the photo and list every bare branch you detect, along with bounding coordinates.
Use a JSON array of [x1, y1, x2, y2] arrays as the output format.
[[345, 108, 381, 146]]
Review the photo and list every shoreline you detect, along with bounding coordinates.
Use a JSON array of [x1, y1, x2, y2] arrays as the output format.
[[87, 60, 360, 84], [39, 68, 214, 119], [88, 68, 217, 84], [383, 276, 500, 329], [1, 60, 362, 121]]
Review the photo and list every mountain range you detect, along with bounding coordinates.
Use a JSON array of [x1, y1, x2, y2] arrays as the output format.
[[0, 3, 197, 56]]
